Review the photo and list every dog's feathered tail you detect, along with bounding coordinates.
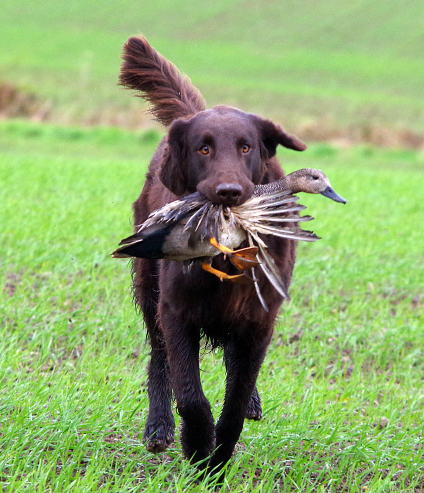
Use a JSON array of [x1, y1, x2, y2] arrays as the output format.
[[120, 36, 206, 126]]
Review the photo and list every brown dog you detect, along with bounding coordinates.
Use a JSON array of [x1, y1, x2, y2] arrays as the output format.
[[119, 36, 306, 475]]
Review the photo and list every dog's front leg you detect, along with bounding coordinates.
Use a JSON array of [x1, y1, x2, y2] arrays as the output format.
[[160, 302, 215, 464], [143, 325, 175, 453], [134, 258, 175, 453], [208, 326, 272, 474]]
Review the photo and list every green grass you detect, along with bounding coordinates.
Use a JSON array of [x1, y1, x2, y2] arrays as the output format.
[[1, 121, 423, 491], [2, 0, 424, 133], [2, 2, 423, 490]]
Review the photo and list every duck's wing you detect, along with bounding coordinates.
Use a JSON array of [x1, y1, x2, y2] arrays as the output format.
[[229, 191, 322, 301], [185, 203, 222, 247], [113, 192, 210, 259], [245, 235, 269, 312], [250, 265, 269, 312], [231, 191, 321, 243], [246, 230, 291, 301], [137, 191, 209, 231], [230, 212, 320, 242], [247, 224, 319, 242], [233, 193, 306, 220]]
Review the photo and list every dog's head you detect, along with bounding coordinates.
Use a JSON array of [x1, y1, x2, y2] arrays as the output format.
[[160, 106, 306, 206]]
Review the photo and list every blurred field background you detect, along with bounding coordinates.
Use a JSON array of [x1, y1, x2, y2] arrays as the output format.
[[2, 0, 424, 145], [1, 1, 424, 492]]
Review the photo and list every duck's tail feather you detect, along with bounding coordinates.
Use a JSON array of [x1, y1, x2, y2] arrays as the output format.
[[111, 227, 171, 259]]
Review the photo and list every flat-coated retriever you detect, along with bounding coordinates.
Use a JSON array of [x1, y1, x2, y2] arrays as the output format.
[[119, 36, 306, 475]]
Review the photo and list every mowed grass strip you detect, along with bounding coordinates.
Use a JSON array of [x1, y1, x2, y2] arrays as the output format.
[[0, 123, 423, 491]]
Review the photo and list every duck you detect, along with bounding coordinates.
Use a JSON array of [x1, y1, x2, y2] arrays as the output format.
[[112, 168, 346, 303]]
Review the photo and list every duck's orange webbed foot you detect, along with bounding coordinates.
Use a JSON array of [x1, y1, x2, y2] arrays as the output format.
[[201, 262, 252, 284], [209, 237, 259, 271]]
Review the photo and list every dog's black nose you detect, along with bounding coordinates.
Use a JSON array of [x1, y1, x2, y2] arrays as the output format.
[[215, 183, 243, 206]]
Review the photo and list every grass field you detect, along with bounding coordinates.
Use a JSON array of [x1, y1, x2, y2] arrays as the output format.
[[1, 121, 423, 491], [2, 0, 424, 137], [1, 1, 424, 491]]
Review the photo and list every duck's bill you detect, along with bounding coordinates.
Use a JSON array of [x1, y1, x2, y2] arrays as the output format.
[[321, 187, 346, 204]]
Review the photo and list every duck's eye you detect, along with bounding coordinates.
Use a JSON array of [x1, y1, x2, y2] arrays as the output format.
[[242, 144, 250, 153], [312, 175, 319, 180], [200, 146, 210, 155]]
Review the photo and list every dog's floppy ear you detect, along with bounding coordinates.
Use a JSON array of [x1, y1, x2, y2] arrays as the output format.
[[159, 119, 191, 196], [253, 116, 307, 159]]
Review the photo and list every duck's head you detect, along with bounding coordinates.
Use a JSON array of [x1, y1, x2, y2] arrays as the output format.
[[286, 168, 346, 203]]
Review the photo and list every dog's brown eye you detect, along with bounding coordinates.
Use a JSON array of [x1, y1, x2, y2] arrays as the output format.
[[200, 146, 209, 155], [242, 144, 250, 153]]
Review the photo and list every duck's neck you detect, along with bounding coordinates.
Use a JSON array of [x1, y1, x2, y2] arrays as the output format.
[[252, 175, 291, 197]]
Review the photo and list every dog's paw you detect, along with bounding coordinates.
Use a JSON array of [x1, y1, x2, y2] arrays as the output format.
[[143, 416, 175, 453], [245, 388, 263, 421]]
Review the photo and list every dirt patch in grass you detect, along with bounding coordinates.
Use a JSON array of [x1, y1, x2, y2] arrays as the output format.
[[295, 119, 424, 150], [0, 83, 50, 121]]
